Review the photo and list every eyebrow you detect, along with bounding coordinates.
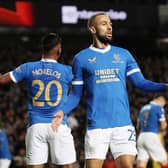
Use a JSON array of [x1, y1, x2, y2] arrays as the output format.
[[100, 20, 112, 24]]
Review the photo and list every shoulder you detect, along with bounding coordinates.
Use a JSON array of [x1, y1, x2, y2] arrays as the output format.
[[141, 104, 151, 111], [111, 45, 131, 54], [74, 47, 91, 59], [19, 61, 40, 67], [112, 45, 136, 64], [149, 103, 163, 113]]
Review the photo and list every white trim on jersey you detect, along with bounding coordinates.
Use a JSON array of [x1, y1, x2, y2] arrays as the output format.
[[41, 58, 58, 63], [89, 45, 111, 53], [9, 71, 18, 83], [127, 68, 140, 76], [72, 80, 84, 85]]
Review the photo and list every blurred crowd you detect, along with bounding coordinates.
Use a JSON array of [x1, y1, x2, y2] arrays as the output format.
[[0, 35, 168, 168]]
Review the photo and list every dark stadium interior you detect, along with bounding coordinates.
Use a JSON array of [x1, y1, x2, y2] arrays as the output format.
[[0, 0, 168, 168]]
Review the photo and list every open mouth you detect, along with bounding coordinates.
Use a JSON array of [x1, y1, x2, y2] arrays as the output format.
[[107, 33, 112, 38]]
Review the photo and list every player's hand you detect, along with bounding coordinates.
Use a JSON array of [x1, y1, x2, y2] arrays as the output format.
[[51, 110, 64, 132]]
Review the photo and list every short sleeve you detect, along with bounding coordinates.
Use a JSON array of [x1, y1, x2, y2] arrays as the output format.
[[66, 66, 73, 84], [10, 63, 27, 83], [126, 50, 141, 76], [72, 56, 84, 85]]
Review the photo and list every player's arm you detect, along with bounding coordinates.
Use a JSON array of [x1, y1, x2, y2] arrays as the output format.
[[128, 72, 167, 92], [61, 55, 84, 114], [52, 54, 83, 131], [51, 84, 83, 131], [53, 84, 83, 116], [0, 72, 13, 84], [126, 50, 167, 92], [62, 84, 83, 114]]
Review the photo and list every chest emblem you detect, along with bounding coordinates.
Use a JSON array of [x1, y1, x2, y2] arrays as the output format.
[[88, 57, 96, 63], [112, 53, 124, 63], [114, 53, 120, 61]]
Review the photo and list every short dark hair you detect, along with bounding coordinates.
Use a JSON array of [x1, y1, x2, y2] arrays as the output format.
[[87, 13, 106, 29], [41, 33, 61, 54]]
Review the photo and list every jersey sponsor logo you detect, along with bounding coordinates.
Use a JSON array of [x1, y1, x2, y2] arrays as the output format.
[[88, 57, 96, 63], [95, 68, 120, 83], [95, 68, 119, 76], [112, 53, 124, 63], [96, 78, 120, 83]]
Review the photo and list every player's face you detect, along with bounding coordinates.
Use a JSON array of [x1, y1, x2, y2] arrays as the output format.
[[94, 15, 112, 43]]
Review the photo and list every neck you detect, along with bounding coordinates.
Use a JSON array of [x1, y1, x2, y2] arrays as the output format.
[[92, 39, 109, 49], [43, 54, 59, 61]]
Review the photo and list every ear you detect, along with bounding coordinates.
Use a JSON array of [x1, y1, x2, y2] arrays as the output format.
[[88, 26, 96, 34]]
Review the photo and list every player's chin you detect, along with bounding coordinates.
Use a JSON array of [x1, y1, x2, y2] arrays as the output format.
[[107, 35, 112, 40], [106, 36, 112, 42]]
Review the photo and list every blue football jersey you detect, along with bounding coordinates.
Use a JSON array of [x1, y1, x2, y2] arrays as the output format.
[[72, 45, 140, 129], [10, 59, 72, 126], [0, 130, 11, 160], [139, 102, 165, 133]]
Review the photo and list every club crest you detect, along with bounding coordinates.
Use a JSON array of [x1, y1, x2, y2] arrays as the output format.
[[112, 53, 124, 63], [114, 53, 120, 61]]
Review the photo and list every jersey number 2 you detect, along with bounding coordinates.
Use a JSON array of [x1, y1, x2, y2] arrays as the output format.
[[128, 129, 136, 142]]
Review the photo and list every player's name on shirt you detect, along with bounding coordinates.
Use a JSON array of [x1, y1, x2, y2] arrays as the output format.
[[32, 68, 61, 78]]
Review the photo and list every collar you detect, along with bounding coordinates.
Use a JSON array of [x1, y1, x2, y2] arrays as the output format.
[[41, 58, 58, 63], [150, 101, 162, 107], [89, 44, 111, 53]]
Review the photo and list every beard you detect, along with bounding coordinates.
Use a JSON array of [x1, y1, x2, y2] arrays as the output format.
[[96, 33, 112, 44]]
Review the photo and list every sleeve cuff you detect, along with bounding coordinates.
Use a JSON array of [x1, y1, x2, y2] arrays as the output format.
[[9, 71, 18, 83]]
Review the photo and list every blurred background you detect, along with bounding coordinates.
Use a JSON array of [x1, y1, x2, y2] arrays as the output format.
[[0, 0, 168, 167]]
